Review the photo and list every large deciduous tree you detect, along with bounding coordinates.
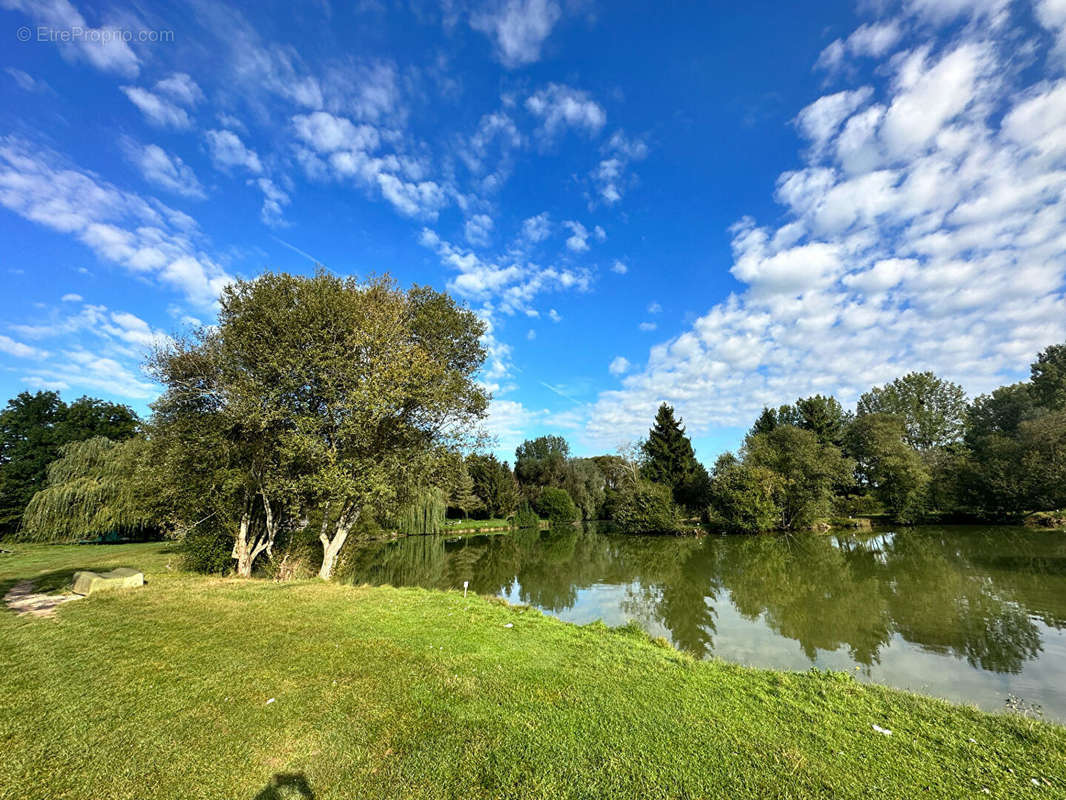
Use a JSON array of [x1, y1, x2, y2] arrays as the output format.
[[857, 372, 967, 452], [150, 271, 488, 579], [845, 414, 930, 523], [514, 435, 570, 490], [743, 426, 854, 530]]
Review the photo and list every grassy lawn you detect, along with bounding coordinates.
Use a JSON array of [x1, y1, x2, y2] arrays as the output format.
[[1, 543, 1063, 799], [441, 518, 516, 530]]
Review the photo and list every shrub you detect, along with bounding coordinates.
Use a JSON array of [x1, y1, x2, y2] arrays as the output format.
[[710, 463, 782, 533], [513, 503, 539, 528], [534, 487, 578, 524], [180, 523, 234, 574], [610, 480, 684, 533]]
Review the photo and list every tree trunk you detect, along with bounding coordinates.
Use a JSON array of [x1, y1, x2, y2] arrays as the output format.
[[318, 506, 357, 580], [232, 511, 254, 577]]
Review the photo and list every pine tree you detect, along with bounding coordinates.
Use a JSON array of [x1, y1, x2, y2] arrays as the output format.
[[449, 459, 481, 519], [640, 403, 709, 509]]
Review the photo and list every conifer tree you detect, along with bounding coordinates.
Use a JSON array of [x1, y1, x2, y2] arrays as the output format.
[[640, 403, 710, 509]]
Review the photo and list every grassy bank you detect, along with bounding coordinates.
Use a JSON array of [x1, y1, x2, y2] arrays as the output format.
[[1, 543, 1063, 799]]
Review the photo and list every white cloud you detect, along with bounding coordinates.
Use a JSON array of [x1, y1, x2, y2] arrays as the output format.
[[548, 308, 561, 322], [583, 7, 1066, 449], [6, 67, 50, 93], [1037, 0, 1066, 58], [526, 84, 606, 138], [0, 334, 45, 359], [252, 177, 290, 226], [521, 212, 551, 243], [419, 229, 591, 315], [122, 140, 205, 199], [293, 111, 446, 219], [1, 0, 139, 76], [0, 136, 231, 307], [817, 21, 902, 72], [154, 73, 204, 106], [526, 328, 536, 340], [204, 129, 263, 174], [593, 130, 649, 205], [647, 301, 662, 314], [611, 259, 628, 275], [563, 220, 601, 252], [471, 0, 562, 68], [121, 86, 192, 129], [465, 214, 494, 246], [61, 293, 82, 302], [638, 321, 657, 332], [609, 356, 630, 376]]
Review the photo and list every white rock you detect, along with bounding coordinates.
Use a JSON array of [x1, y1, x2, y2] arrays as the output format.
[[266, 698, 275, 705], [504, 622, 514, 628]]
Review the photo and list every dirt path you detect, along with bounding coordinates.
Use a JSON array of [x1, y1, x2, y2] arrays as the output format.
[[3, 580, 80, 618]]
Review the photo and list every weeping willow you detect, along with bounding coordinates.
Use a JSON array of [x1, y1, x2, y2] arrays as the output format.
[[395, 487, 447, 536], [20, 436, 155, 542]]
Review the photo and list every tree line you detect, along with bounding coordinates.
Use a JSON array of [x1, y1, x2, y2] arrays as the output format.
[[5, 268, 1066, 578]]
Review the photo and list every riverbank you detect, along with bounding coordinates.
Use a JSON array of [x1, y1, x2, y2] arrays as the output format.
[[1, 542, 1063, 799]]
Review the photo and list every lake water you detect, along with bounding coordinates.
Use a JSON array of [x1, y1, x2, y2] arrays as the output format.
[[342, 524, 1066, 720]]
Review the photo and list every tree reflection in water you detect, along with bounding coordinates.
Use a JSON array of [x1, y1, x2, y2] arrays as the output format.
[[341, 524, 1066, 676]]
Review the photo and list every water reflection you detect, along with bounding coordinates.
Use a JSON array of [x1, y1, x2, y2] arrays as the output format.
[[341, 524, 1066, 718]]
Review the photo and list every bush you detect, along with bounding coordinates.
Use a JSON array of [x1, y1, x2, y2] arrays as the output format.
[[710, 463, 781, 533], [513, 503, 539, 528], [610, 480, 684, 533], [180, 523, 233, 574], [534, 487, 578, 524]]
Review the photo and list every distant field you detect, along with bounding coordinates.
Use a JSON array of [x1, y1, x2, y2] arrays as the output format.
[[1, 542, 1062, 800]]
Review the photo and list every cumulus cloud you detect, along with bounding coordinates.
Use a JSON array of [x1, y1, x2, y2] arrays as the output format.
[[204, 129, 263, 174], [583, 6, 1066, 450], [419, 228, 591, 316], [611, 260, 628, 275], [609, 356, 630, 376], [526, 84, 606, 138], [293, 110, 446, 219], [471, 0, 562, 68], [465, 213, 494, 246]]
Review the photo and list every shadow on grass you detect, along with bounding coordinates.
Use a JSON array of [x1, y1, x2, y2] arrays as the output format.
[[254, 773, 314, 799]]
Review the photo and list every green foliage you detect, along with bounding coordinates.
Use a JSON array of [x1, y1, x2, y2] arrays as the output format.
[[1030, 343, 1066, 411], [857, 371, 967, 451], [514, 435, 570, 489], [845, 414, 930, 523], [513, 502, 539, 528], [610, 480, 684, 533], [0, 391, 140, 536], [966, 383, 1037, 444], [180, 522, 235, 574], [149, 270, 488, 577], [794, 395, 851, 447], [396, 488, 448, 535], [20, 436, 158, 542], [710, 463, 782, 533], [640, 403, 710, 510], [749, 407, 778, 437], [534, 486, 578, 524], [562, 458, 606, 519], [447, 457, 481, 518], [467, 453, 519, 518], [743, 426, 854, 530]]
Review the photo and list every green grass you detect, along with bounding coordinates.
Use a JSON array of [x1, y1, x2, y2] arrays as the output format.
[[441, 518, 516, 530], [1, 543, 1063, 799]]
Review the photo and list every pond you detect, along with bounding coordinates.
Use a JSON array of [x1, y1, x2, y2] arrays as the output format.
[[341, 524, 1066, 721]]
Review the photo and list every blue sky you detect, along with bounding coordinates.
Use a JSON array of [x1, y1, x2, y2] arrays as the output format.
[[2, 0, 1066, 464]]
